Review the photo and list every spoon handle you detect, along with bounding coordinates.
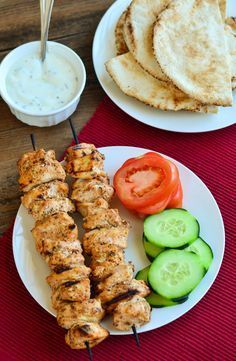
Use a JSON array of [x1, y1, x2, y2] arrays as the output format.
[[40, 0, 54, 62]]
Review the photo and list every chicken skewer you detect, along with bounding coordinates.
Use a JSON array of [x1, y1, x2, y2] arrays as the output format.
[[17, 135, 109, 359], [66, 120, 152, 344], [65, 143, 151, 341]]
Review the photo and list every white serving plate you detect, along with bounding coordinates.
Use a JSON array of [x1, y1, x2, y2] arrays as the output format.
[[13, 146, 225, 335], [92, 0, 235, 133]]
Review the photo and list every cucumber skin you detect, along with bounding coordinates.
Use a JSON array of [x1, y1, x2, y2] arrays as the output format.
[[146, 254, 155, 262], [144, 209, 200, 248], [184, 237, 213, 270], [146, 292, 188, 308], [135, 266, 150, 283], [172, 295, 189, 303], [143, 235, 164, 261], [146, 292, 178, 308]]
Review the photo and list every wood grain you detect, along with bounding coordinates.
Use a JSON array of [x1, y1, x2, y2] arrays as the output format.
[[0, 0, 114, 234]]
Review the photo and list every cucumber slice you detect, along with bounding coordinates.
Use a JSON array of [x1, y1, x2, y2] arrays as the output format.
[[135, 266, 150, 282], [146, 292, 188, 308], [144, 209, 199, 248], [148, 249, 205, 299], [135, 266, 188, 307], [184, 237, 213, 270], [143, 235, 164, 261]]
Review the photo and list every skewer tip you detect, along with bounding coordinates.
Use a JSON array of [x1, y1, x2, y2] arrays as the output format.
[[68, 117, 79, 145], [132, 325, 140, 348], [85, 341, 93, 361], [30, 133, 36, 151]]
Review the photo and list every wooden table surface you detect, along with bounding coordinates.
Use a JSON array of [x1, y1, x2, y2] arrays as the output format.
[[0, 0, 114, 234]]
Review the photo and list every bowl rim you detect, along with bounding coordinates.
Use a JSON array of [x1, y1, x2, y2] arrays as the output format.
[[0, 41, 86, 117]]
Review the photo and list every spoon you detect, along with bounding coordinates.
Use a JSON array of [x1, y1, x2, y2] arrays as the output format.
[[40, 0, 54, 62]]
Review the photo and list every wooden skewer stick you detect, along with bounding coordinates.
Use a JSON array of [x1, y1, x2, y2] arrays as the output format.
[[85, 341, 93, 361], [68, 117, 79, 145], [30, 133, 36, 151], [132, 325, 140, 348]]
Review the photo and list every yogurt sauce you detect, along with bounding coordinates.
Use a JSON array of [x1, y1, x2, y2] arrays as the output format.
[[6, 50, 79, 113]]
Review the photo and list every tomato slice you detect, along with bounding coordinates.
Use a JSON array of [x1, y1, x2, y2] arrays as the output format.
[[137, 181, 182, 214], [142, 152, 164, 159], [113, 154, 179, 210], [121, 152, 163, 168], [167, 182, 183, 208], [136, 193, 172, 214]]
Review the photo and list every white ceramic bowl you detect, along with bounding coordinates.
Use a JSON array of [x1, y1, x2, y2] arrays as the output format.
[[0, 41, 86, 127]]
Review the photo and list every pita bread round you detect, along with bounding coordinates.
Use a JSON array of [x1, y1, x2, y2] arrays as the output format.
[[153, 0, 233, 106], [225, 24, 236, 90], [115, 11, 129, 55], [106, 52, 217, 113], [123, 0, 170, 81]]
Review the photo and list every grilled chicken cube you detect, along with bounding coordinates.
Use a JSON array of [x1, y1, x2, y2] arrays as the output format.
[[98, 279, 151, 312], [32, 212, 79, 254], [65, 144, 105, 177], [65, 142, 104, 161], [90, 245, 125, 281], [76, 198, 109, 217], [32, 212, 78, 242], [91, 262, 127, 282], [51, 290, 66, 310], [113, 295, 151, 331], [71, 179, 114, 204], [47, 266, 91, 289], [91, 243, 124, 261], [83, 208, 124, 230], [82, 225, 129, 254], [65, 322, 109, 349], [37, 239, 82, 259], [65, 143, 97, 161], [21, 180, 69, 209], [57, 299, 105, 329], [96, 263, 134, 293], [97, 281, 131, 305], [71, 169, 107, 180], [106, 280, 151, 313], [91, 244, 124, 264], [126, 279, 150, 298], [18, 149, 66, 192], [46, 249, 85, 272], [18, 149, 55, 173], [59, 278, 91, 302], [72, 175, 110, 189], [29, 197, 75, 221], [51, 278, 91, 309]]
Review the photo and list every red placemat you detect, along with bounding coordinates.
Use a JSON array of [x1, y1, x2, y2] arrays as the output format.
[[1, 97, 236, 361]]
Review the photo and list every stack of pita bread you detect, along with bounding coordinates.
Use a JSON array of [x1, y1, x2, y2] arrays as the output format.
[[105, 0, 236, 113]]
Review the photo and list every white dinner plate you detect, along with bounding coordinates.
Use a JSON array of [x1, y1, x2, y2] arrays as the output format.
[[13, 146, 225, 335], [92, 0, 236, 133]]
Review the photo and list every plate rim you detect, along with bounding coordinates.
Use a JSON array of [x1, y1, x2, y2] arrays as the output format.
[[12, 145, 225, 335], [92, 0, 235, 133]]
